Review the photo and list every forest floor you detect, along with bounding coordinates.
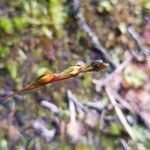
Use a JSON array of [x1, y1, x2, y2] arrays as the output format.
[[0, 0, 150, 149]]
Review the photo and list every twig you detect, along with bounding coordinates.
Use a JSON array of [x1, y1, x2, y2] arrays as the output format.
[[82, 100, 108, 112], [71, 0, 116, 69], [112, 91, 134, 113], [32, 119, 56, 142], [120, 139, 131, 150], [127, 26, 143, 51], [40, 100, 59, 115], [99, 109, 107, 130], [67, 90, 87, 112], [67, 90, 84, 143], [105, 86, 136, 140], [68, 92, 76, 123], [127, 26, 149, 55], [67, 90, 108, 113]]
